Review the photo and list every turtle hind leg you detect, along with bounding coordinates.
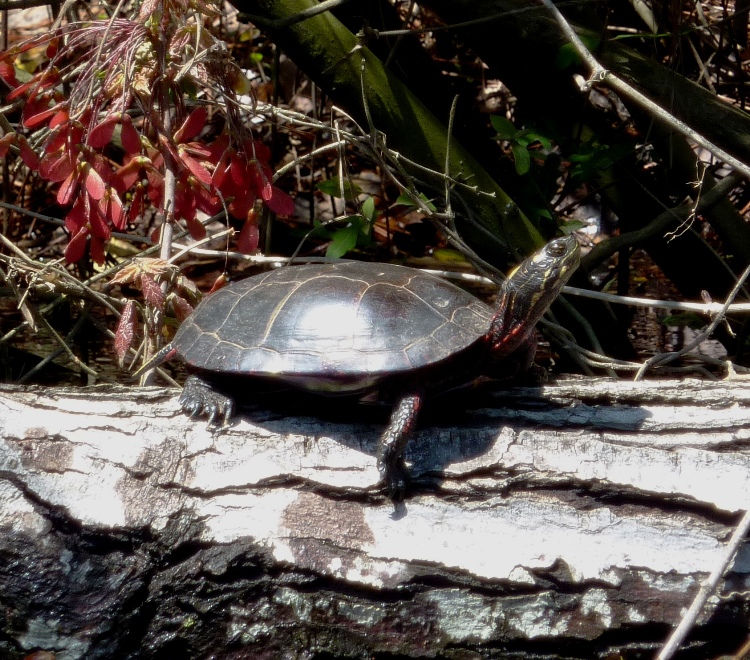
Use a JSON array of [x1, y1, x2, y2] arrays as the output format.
[[179, 375, 235, 426], [377, 391, 423, 501]]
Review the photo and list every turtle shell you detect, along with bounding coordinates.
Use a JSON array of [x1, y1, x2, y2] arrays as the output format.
[[172, 261, 493, 393]]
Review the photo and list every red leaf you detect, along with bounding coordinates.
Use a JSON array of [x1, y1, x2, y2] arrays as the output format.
[[84, 164, 106, 200], [107, 189, 126, 230], [89, 152, 113, 187], [90, 234, 106, 265], [206, 134, 230, 162], [65, 227, 88, 264], [139, 273, 165, 312], [56, 169, 79, 205], [17, 137, 40, 169], [228, 193, 254, 219], [158, 134, 182, 166], [150, 150, 164, 169], [49, 108, 68, 129], [69, 122, 84, 147], [229, 152, 247, 186], [266, 186, 295, 216], [261, 181, 273, 202], [193, 184, 221, 215], [146, 183, 162, 206], [237, 214, 259, 254], [6, 80, 33, 101], [44, 127, 68, 152], [88, 114, 119, 148], [115, 300, 137, 368], [88, 197, 112, 240], [22, 98, 58, 128], [64, 196, 88, 234], [40, 150, 75, 182], [207, 273, 229, 295], [182, 142, 212, 159], [174, 107, 207, 143], [171, 295, 194, 322], [0, 60, 18, 87], [120, 114, 141, 155], [251, 162, 273, 201], [179, 149, 212, 186], [211, 152, 231, 189], [184, 212, 207, 241], [137, 0, 159, 22], [0, 134, 15, 158], [243, 138, 271, 164], [114, 157, 144, 192], [146, 169, 164, 205], [174, 182, 192, 220], [128, 184, 145, 224], [46, 38, 58, 59]]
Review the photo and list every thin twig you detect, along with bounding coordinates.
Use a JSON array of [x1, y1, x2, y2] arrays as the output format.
[[240, 0, 356, 31], [656, 508, 750, 660], [443, 95, 459, 231], [564, 285, 750, 314]]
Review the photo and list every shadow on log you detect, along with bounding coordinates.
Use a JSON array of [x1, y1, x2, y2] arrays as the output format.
[[1, 378, 750, 659]]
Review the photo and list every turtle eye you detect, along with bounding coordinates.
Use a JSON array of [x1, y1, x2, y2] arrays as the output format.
[[547, 239, 567, 257]]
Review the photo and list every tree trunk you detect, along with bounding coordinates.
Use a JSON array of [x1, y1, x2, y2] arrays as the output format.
[[1, 378, 750, 658]]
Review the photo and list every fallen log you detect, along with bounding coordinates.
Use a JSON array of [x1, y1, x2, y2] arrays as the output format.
[[1, 378, 749, 659]]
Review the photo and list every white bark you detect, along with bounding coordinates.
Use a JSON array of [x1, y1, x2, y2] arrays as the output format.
[[1, 378, 749, 659]]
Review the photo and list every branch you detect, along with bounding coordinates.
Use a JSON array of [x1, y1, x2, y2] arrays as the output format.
[[541, 0, 750, 179]]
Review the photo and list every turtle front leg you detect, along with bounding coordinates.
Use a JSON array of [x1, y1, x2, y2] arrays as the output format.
[[377, 391, 423, 501], [179, 375, 235, 426]]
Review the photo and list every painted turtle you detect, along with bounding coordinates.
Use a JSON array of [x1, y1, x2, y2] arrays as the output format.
[[153, 236, 580, 498]]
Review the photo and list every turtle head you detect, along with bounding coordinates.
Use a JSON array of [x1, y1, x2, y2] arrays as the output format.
[[485, 235, 580, 357]]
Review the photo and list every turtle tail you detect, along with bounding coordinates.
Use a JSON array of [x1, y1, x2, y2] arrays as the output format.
[[130, 343, 177, 381]]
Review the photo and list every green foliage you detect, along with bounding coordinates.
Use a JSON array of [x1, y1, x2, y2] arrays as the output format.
[[661, 312, 707, 330], [490, 115, 552, 176], [306, 188, 379, 259], [325, 221, 361, 258], [432, 248, 470, 263], [395, 191, 437, 212], [555, 35, 600, 69], [317, 177, 362, 201], [558, 219, 585, 234], [568, 141, 631, 185]]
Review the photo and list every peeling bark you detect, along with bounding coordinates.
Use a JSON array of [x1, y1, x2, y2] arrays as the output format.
[[1, 378, 750, 659]]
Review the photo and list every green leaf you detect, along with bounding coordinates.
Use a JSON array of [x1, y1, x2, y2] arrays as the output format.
[[490, 115, 517, 140], [511, 143, 531, 175], [395, 192, 437, 212], [326, 224, 360, 259], [432, 248, 469, 264], [555, 35, 600, 69], [524, 131, 553, 151], [361, 196, 376, 223], [559, 220, 585, 233], [535, 208, 554, 222], [661, 312, 706, 330], [317, 177, 362, 201], [555, 43, 579, 69]]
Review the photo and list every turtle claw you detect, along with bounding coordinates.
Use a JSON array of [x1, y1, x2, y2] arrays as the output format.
[[180, 376, 235, 428], [204, 399, 234, 427], [378, 460, 409, 503]]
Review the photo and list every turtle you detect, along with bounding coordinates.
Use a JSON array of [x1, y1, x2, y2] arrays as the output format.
[[147, 235, 580, 499]]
